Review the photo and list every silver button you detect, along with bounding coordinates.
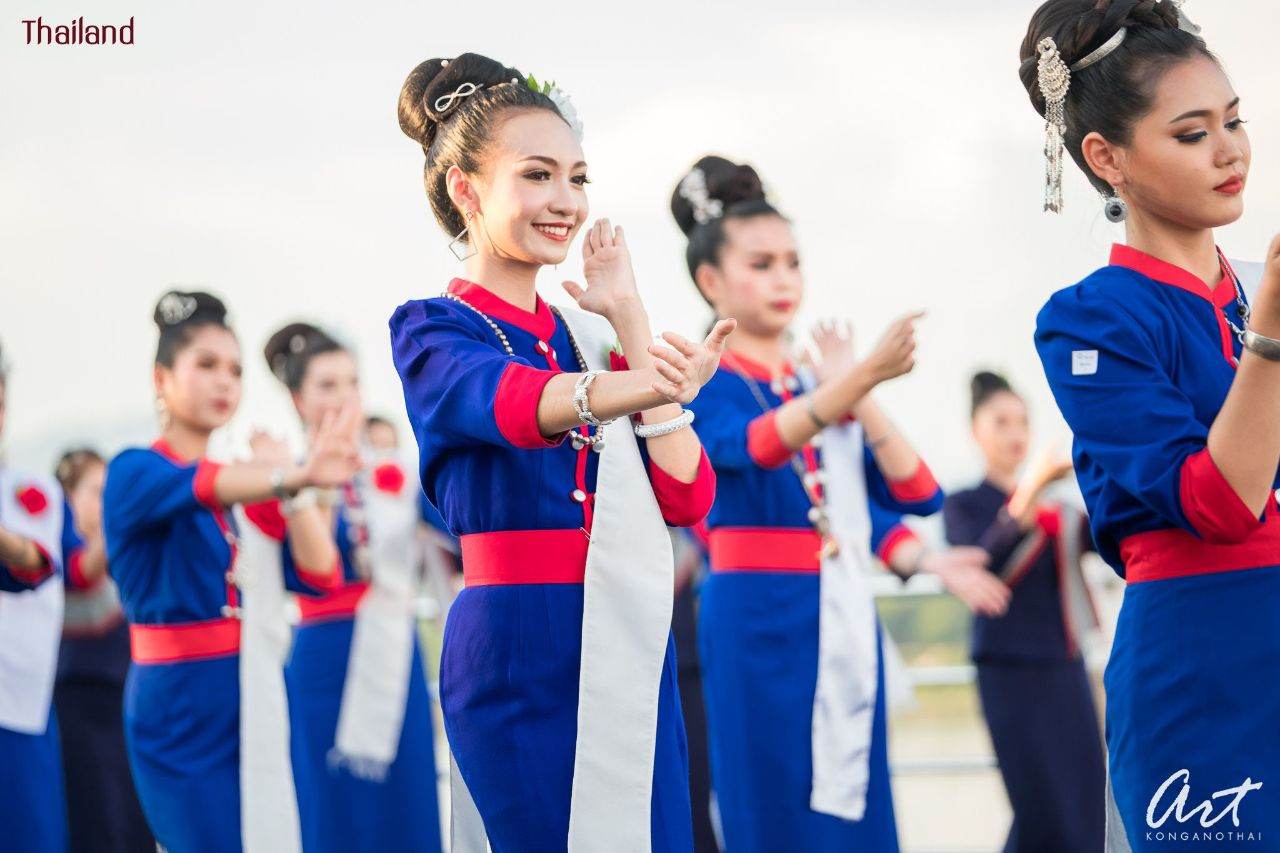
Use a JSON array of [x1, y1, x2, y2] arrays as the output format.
[[220, 605, 242, 619], [224, 571, 238, 585], [223, 531, 238, 546], [571, 489, 588, 503], [536, 340, 550, 354]]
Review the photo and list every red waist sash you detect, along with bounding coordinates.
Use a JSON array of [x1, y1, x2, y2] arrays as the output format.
[[295, 581, 370, 624], [1121, 520, 1280, 583], [130, 617, 240, 664], [460, 529, 590, 587], [709, 527, 822, 574]]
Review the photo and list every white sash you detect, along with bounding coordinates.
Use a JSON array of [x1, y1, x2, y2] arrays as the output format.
[[232, 506, 303, 853], [808, 417, 881, 821], [0, 468, 63, 735], [449, 304, 675, 852], [329, 467, 418, 780]]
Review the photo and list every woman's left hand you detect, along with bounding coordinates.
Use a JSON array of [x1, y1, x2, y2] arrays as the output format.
[[810, 319, 857, 384], [647, 320, 737, 404], [922, 547, 1010, 617]]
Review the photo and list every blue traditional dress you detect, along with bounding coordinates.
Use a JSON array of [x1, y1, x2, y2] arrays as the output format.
[[0, 469, 67, 853], [391, 278, 715, 852], [1036, 245, 1276, 848], [944, 483, 1105, 852], [242, 457, 443, 853], [686, 351, 942, 852], [56, 500, 152, 853]]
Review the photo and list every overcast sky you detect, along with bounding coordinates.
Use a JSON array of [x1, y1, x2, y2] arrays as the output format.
[[4, 0, 1278, 488]]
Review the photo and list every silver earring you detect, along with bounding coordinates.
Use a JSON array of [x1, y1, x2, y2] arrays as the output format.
[[1103, 192, 1128, 223], [448, 211, 478, 261]]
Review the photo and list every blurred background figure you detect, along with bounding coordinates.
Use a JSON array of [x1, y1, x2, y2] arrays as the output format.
[[54, 447, 153, 853], [943, 372, 1104, 852]]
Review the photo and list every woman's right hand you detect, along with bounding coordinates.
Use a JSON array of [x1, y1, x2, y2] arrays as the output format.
[[647, 320, 737, 404], [301, 401, 362, 489], [857, 312, 923, 385], [562, 219, 645, 322], [922, 547, 1011, 617]]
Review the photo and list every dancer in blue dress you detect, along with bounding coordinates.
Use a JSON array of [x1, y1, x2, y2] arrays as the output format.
[[102, 290, 361, 852], [671, 155, 1010, 852], [393, 52, 734, 851], [1021, 1, 1280, 845], [254, 321, 443, 853], [944, 372, 1104, 852], [0, 342, 69, 853]]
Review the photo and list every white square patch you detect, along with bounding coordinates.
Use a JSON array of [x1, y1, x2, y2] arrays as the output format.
[[1072, 350, 1099, 376]]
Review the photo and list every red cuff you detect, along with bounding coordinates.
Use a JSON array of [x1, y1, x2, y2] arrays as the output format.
[[66, 548, 99, 591], [887, 461, 940, 503], [295, 557, 345, 592], [193, 460, 224, 510], [1179, 448, 1266, 543], [610, 351, 628, 371], [877, 524, 919, 566], [648, 450, 717, 528], [747, 410, 792, 469], [6, 543, 55, 586], [495, 362, 566, 449], [243, 500, 287, 542]]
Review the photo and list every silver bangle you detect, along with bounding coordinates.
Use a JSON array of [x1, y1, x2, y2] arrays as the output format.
[[572, 371, 617, 428], [635, 409, 695, 439], [1242, 328, 1280, 362], [269, 467, 294, 500], [805, 396, 828, 429]]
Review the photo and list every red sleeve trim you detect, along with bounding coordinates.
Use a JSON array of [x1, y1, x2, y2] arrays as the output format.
[[1179, 448, 1265, 543], [192, 460, 224, 510], [648, 450, 717, 528], [495, 362, 566, 449], [65, 548, 99, 590], [295, 557, 344, 592], [877, 524, 919, 566], [6, 542, 55, 586], [887, 460, 940, 503], [242, 500, 287, 542], [747, 410, 792, 469]]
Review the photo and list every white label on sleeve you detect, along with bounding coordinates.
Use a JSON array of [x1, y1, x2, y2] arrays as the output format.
[[1072, 350, 1099, 376]]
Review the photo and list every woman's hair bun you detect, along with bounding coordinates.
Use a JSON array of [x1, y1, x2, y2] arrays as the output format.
[[671, 155, 768, 237], [263, 321, 344, 390], [970, 370, 1015, 414], [398, 52, 525, 149], [152, 290, 227, 332]]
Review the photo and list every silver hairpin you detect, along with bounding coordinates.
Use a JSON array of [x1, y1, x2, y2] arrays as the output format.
[[158, 292, 198, 325], [1037, 38, 1071, 213], [434, 82, 478, 114], [1072, 1, 1201, 72], [289, 333, 307, 354], [678, 168, 725, 225]]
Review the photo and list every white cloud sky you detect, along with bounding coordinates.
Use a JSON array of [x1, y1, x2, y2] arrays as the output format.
[[4, 0, 1278, 486]]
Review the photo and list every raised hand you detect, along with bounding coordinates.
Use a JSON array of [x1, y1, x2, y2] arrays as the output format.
[[859, 312, 923, 385], [1252, 233, 1280, 335], [647, 320, 737, 404], [810, 319, 857, 384], [561, 219, 644, 321], [302, 400, 362, 489], [922, 547, 1009, 617]]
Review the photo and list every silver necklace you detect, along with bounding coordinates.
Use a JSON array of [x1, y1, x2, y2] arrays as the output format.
[[443, 291, 603, 450]]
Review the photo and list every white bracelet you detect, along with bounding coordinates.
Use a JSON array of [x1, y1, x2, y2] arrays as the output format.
[[634, 409, 695, 439], [572, 371, 616, 428]]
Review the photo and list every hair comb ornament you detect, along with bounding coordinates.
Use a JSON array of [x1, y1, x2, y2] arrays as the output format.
[[433, 82, 478, 114], [157, 292, 198, 326], [678, 168, 725, 225]]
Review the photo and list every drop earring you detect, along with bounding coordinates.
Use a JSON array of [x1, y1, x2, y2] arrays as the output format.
[[449, 210, 478, 261], [1103, 191, 1128, 223]]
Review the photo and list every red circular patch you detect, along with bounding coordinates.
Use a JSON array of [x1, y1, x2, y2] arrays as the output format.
[[16, 485, 49, 516], [372, 463, 406, 495]]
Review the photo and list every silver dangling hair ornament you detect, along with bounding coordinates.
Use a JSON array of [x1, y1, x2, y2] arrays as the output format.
[[678, 168, 725, 225]]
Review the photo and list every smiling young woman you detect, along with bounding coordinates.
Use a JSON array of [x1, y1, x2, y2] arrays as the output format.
[[1022, 0, 1280, 846], [391, 52, 733, 850]]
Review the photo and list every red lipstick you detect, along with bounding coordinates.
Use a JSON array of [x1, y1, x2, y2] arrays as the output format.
[[1215, 176, 1244, 195]]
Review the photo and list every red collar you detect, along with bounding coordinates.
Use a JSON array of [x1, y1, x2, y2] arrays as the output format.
[[1109, 244, 1239, 309], [151, 438, 195, 465], [721, 350, 793, 383], [447, 278, 557, 341]]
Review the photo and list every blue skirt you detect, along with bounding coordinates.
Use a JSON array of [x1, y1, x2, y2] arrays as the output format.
[[975, 658, 1104, 852], [0, 708, 68, 853], [284, 617, 443, 853], [124, 655, 241, 852], [699, 571, 897, 852], [440, 584, 692, 853], [1106, 565, 1280, 848]]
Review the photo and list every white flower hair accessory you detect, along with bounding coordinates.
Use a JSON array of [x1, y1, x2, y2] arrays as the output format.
[[678, 168, 724, 225], [157, 292, 198, 326], [525, 73, 585, 142]]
